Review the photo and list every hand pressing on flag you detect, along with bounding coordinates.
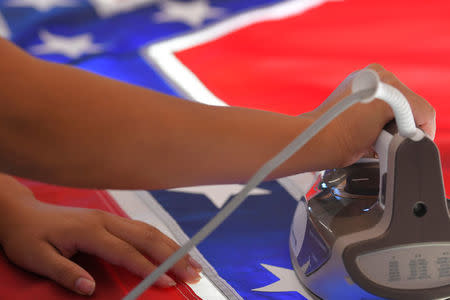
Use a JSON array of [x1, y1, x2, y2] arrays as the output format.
[[0, 174, 202, 296]]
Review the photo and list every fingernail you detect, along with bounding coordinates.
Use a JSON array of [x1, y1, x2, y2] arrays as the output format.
[[160, 274, 177, 287], [188, 257, 203, 272], [75, 277, 95, 296], [185, 266, 201, 283]]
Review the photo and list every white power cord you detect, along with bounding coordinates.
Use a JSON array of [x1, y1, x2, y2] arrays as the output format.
[[123, 69, 423, 300], [352, 69, 424, 141]]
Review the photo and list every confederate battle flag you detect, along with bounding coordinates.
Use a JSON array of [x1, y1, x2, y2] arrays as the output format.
[[0, 0, 449, 299]]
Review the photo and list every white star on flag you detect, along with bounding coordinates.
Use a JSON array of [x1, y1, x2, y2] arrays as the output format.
[[89, 0, 157, 18], [0, 13, 10, 39], [169, 184, 271, 208], [153, 0, 225, 27], [252, 264, 316, 299], [30, 30, 103, 59], [6, 0, 78, 12]]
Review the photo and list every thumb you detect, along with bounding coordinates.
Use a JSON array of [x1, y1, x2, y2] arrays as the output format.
[[4, 241, 96, 296]]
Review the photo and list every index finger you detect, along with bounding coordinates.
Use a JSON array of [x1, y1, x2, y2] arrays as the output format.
[[103, 215, 202, 284]]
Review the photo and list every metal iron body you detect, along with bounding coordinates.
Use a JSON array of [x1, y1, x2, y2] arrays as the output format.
[[289, 128, 450, 300]]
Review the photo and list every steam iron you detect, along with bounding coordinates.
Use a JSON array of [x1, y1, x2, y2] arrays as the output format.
[[290, 122, 450, 300]]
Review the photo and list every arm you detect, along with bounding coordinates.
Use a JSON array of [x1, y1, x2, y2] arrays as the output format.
[[0, 39, 434, 190], [0, 39, 435, 190], [0, 38, 329, 189]]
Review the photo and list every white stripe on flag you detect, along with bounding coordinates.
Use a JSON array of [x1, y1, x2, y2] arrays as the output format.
[[107, 190, 233, 300], [89, 0, 157, 18], [0, 12, 11, 39], [142, 0, 333, 105]]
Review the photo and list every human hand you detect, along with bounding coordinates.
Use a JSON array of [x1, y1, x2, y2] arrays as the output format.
[[308, 63, 436, 168], [0, 175, 202, 296]]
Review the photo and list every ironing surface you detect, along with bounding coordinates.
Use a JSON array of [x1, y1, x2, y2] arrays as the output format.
[[0, 0, 449, 299]]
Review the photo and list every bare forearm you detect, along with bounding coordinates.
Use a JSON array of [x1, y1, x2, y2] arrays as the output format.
[[0, 39, 343, 189]]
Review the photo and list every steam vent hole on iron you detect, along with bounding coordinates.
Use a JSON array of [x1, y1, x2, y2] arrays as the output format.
[[413, 202, 427, 217]]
